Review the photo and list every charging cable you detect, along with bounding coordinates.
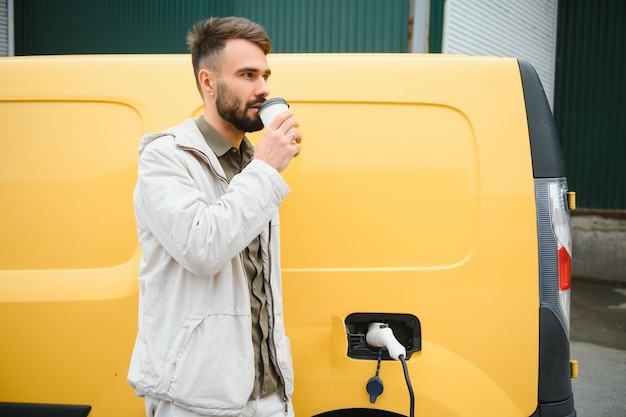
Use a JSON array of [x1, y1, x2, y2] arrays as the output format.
[[365, 322, 415, 417], [399, 354, 415, 417]]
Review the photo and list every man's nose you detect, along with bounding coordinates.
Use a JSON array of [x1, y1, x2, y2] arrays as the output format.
[[256, 78, 270, 97]]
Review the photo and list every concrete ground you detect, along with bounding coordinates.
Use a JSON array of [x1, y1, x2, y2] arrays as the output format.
[[570, 278, 626, 416], [571, 279, 626, 350]]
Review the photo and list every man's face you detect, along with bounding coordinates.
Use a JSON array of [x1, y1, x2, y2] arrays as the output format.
[[215, 77, 264, 132], [214, 38, 271, 133]]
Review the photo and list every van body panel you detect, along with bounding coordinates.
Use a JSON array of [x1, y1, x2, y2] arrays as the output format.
[[0, 55, 201, 417], [0, 100, 139, 270], [275, 101, 479, 269], [0, 55, 574, 417], [262, 56, 540, 415]]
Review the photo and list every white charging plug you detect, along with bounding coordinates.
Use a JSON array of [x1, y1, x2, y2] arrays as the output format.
[[366, 322, 407, 361]]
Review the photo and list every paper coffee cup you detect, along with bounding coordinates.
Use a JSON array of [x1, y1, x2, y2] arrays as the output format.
[[258, 98, 290, 127]]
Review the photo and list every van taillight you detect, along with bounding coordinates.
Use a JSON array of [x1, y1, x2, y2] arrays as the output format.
[[548, 180, 572, 336]]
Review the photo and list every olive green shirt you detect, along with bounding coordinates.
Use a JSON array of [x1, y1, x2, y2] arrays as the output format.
[[195, 117, 280, 399]]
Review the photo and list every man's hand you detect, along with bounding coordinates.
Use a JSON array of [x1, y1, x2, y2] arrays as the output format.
[[254, 111, 301, 172]]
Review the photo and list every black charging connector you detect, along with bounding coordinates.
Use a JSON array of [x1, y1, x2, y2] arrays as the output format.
[[366, 348, 384, 403]]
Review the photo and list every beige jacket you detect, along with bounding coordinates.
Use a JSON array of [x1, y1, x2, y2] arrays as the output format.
[[127, 119, 294, 416]]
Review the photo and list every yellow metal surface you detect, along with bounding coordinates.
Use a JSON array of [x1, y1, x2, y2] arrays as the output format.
[[0, 55, 201, 417], [1, 54, 540, 416]]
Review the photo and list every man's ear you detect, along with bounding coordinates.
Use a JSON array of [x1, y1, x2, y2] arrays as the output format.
[[198, 69, 216, 97]]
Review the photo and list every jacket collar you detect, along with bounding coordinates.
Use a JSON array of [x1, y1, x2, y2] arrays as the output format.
[[139, 118, 226, 178]]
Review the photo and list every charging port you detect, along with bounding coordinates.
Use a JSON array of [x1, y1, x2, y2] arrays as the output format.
[[345, 313, 421, 360]]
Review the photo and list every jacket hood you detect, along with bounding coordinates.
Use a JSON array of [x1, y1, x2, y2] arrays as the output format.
[[138, 119, 208, 156], [138, 132, 171, 155]]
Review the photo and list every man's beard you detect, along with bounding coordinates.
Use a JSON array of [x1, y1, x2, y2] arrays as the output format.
[[216, 80, 264, 133]]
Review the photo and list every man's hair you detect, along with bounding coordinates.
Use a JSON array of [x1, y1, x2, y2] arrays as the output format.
[[187, 17, 272, 90]]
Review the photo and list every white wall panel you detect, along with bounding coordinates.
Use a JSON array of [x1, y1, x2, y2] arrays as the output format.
[[0, 0, 8, 56], [442, 0, 558, 109]]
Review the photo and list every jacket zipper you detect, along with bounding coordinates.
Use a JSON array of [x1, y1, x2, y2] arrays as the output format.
[[265, 222, 290, 411], [177, 144, 229, 185]]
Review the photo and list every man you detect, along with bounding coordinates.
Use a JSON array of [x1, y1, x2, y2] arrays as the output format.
[[127, 17, 300, 417]]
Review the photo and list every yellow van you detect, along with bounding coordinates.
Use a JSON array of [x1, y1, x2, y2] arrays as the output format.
[[0, 54, 576, 417]]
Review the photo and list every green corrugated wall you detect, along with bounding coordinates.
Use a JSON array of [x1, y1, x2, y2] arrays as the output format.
[[554, 0, 626, 210], [14, 0, 408, 55], [15, 0, 212, 54], [232, 0, 408, 52]]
